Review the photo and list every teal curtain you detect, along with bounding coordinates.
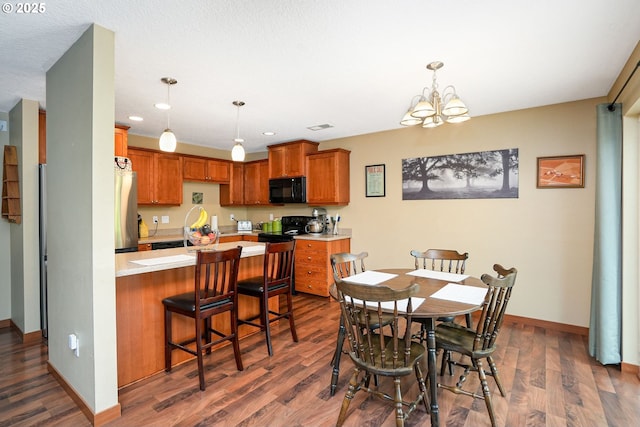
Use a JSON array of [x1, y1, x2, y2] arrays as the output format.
[[589, 103, 622, 365]]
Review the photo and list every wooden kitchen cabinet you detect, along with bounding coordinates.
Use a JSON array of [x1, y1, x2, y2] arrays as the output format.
[[268, 140, 319, 179], [114, 125, 130, 157], [219, 162, 244, 206], [128, 148, 182, 205], [183, 156, 230, 183], [295, 238, 351, 297], [306, 148, 350, 205], [243, 159, 270, 205]]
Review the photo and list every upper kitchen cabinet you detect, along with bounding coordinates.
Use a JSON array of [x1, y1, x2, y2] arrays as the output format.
[[220, 162, 244, 206], [268, 140, 319, 179], [128, 147, 182, 205], [183, 155, 230, 183], [243, 159, 270, 205], [114, 125, 130, 157], [306, 149, 351, 205]]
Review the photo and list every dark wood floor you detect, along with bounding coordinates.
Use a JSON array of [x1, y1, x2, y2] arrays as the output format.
[[1, 293, 639, 427]]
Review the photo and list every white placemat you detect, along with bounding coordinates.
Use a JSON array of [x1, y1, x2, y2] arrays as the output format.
[[240, 245, 265, 255], [341, 271, 398, 286], [351, 297, 426, 314], [130, 254, 195, 266], [430, 283, 487, 305], [407, 269, 469, 282]]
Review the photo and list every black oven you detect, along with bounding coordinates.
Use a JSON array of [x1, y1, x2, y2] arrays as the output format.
[[269, 177, 306, 204]]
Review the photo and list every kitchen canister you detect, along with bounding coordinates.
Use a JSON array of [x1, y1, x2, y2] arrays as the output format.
[[272, 219, 282, 232]]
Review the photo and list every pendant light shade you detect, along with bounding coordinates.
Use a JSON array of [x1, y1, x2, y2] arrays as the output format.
[[159, 129, 177, 152], [231, 101, 246, 162], [158, 77, 177, 152], [231, 141, 245, 161]]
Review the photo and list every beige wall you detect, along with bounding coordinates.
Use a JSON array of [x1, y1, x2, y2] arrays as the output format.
[[8, 100, 40, 334], [323, 99, 599, 329], [46, 24, 118, 414]]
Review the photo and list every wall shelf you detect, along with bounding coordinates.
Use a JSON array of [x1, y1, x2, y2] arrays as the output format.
[[2, 145, 21, 224]]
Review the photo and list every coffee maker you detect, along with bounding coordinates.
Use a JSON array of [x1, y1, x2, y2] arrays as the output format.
[[311, 207, 328, 233]]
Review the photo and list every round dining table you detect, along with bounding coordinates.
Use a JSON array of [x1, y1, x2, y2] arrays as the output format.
[[350, 268, 486, 427]]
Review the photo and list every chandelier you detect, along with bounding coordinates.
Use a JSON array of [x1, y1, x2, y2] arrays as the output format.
[[400, 61, 470, 128]]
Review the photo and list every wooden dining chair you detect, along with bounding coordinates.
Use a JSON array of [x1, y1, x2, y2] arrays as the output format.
[[237, 240, 297, 356], [328, 252, 394, 396], [162, 246, 244, 391], [410, 249, 471, 331], [410, 248, 470, 375], [435, 264, 518, 427], [334, 280, 429, 427]]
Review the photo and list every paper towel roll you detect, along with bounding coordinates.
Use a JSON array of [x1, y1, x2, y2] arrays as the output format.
[[211, 215, 218, 230]]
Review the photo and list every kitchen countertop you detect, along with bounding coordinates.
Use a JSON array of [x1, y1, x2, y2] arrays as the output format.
[[138, 231, 260, 245], [116, 241, 265, 277], [294, 230, 351, 242]]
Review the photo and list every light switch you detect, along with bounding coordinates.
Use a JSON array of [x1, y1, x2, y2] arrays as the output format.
[[161, 215, 169, 224]]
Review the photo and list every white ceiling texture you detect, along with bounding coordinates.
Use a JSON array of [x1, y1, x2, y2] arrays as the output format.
[[1, 0, 639, 154]]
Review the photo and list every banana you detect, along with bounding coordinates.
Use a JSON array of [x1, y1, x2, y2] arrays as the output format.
[[190, 208, 208, 229]]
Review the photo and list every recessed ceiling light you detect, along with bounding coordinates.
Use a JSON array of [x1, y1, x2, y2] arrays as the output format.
[[154, 102, 170, 110], [307, 123, 334, 131], [128, 115, 144, 122], [263, 131, 276, 136]]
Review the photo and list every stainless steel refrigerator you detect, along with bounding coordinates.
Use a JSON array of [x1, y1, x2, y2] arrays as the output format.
[[114, 156, 138, 253]]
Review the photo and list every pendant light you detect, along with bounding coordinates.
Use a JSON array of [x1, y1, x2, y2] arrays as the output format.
[[158, 77, 177, 152], [231, 100, 246, 162]]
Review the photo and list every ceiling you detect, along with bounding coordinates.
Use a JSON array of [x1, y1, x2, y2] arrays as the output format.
[[1, 1, 639, 154]]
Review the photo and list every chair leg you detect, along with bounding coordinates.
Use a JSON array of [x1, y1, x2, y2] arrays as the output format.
[[464, 313, 472, 328], [164, 308, 172, 372], [194, 313, 206, 391], [487, 356, 505, 397], [329, 317, 346, 396], [230, 310, 244, 371], [393, 376, 404, 427], [414, 361, 430, 414], [476, 359, 497, 427], [262, 294, 273, 356], [440, 350, 453, 376], [336, 368, 360, 427], [286, 291, 298, 343]]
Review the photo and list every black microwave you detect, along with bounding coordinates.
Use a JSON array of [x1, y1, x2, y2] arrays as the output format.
[[269, 177, 306, 204]]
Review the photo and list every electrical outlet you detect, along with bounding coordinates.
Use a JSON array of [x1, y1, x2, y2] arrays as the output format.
[[230, 214, 235, 221], [153, 216, 158, 224]]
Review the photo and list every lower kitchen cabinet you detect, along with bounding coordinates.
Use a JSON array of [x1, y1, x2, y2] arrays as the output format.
[[294, 237, 350, 297]]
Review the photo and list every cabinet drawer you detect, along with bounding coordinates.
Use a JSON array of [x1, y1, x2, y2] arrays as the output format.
[[296, 240, 328, 252], [295, 275, 330, 297], [296, 250, 328, 266]]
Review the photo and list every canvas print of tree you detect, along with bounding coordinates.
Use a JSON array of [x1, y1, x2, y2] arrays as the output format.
[[402, 148, 519, 200]]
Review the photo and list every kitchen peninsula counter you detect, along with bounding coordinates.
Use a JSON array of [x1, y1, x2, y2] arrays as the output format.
[[116, 241, 265, 277], [115, 241, 269, 387]]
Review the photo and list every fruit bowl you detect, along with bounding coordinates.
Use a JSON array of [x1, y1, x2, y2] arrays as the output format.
[[186, 228, 219, 246]]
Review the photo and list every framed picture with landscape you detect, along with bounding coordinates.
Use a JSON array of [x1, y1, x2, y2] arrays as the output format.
[[536, 154, 585, 189]]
